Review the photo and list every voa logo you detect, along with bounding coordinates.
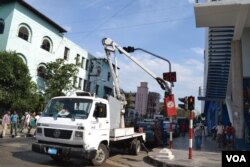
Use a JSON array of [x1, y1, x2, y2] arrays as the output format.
[[226, 155, 246, 163]]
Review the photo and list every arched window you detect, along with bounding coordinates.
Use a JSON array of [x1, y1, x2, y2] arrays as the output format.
[[37, 65, 46, 79], [17, 53, 27, 65], [37, 64, 47, 92], [41, 36, 53, 52], [17, 23, 32, 42]]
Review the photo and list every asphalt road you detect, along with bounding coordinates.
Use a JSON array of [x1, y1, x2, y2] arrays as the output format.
[[0, 137, 153, 167]]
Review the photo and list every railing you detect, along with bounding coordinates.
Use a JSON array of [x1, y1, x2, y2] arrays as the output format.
[[198, 86, 206, 98], [195, 0, 222, 3]]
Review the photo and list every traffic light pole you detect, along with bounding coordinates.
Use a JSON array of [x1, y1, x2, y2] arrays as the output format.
[[138, 48, 174, 149], [169, 116, 173, 149], [125, 46, 175, 149], [189, 110, 193, 159], [132, 48, 171, 73]]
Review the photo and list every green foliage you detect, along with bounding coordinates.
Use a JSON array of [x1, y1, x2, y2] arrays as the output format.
[[45, 58, 78, 99], [0, 51, 42, 113], [176, 107, 189, 118]]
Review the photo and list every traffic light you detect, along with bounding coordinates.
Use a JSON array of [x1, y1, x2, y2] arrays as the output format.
[[178, 97, 187, 110], [188, 96, 195, 110], [123, 46, 135, 53]]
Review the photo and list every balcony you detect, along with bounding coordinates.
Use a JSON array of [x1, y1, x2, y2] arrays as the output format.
[[195, 0, 222, 3]]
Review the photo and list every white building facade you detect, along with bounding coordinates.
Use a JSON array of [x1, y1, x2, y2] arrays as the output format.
[[0, 0, 113, 98]]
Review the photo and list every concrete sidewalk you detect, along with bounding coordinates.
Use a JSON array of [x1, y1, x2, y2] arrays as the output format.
[[147, 136, 222, 167]]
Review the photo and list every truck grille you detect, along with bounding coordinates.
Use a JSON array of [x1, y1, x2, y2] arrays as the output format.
[[44, 128, 72, 139]]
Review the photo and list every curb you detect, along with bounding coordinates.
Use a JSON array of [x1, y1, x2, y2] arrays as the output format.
[[146, 155, 185, 167]]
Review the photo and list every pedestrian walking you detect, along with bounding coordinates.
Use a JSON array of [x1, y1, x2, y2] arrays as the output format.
[[204, 124, 208, 140], [180, 122, 187, 138], [27, 112, 36, 135], [211, 124, 217, 140], [19, 112, 26, 133], [216, 121, 224, 148], [194, 123, 203, 150], [225, 122, 235, 149], [153, 120, 163, 147], [0, 111, 11, 138], [160, 119, 168, 146], [24, 112, 30, 132], [10, 111, 19, 137]]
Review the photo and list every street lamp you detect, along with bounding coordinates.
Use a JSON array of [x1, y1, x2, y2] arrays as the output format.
[[123, 46, 176, 149]]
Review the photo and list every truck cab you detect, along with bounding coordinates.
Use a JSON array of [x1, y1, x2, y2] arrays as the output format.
[[32, 93, 110, 165], [32, 92, 145, 166]]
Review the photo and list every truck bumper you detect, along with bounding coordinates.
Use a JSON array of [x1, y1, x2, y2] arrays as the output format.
[[32, 142, 96, 159]]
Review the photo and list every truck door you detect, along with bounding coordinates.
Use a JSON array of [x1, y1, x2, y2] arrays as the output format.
[[92, 102, 110, 138]]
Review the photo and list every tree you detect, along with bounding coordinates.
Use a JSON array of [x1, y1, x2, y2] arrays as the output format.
[[45, 58, 78, 99], [176, 107, 189, 118], [0, 51, 41, 113]]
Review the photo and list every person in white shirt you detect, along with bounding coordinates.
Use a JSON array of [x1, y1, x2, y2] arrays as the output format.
[[216, 121, 224, 148], [0, 111, 11, 137]]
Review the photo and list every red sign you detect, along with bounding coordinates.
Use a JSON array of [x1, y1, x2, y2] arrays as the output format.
[[164, 94, 177, 117], [163, 72, 176, 82]]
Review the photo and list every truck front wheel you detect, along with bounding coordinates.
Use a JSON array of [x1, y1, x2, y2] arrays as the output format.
[[91, 143, 108, 166]]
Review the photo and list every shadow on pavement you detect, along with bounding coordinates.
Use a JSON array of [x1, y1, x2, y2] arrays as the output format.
[[12, 150, 91, 167]]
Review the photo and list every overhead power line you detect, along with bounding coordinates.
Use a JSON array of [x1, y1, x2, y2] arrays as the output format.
[[67, 16, 194, 35]]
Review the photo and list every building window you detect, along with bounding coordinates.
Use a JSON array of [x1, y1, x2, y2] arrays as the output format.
[[107, 72, 111, 81], [85, 59, 89, 70], [37, 65, 46, 79], [64, 47, 70, 60], [81, 57, 85, 68], [41, 37, 53, 52], [17, 23, 32, 42], [76, 54, 80, 66], [88, 81, 91, 91], [96, 85, 99, 95], [83, 79, 87, 91], [0, 18, 4, 34], [78, 78, 83, 89], [73, 76, 77, 88], [17, 53, 27, 64]]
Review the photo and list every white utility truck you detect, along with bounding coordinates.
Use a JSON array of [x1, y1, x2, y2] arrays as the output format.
[[32, 38, 171, 166]]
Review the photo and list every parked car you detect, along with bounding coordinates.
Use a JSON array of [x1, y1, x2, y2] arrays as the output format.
[[163, 121, 180, 137]]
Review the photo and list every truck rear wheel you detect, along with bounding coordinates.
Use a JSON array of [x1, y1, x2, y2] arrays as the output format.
[[130, 139, 141, 155], [91, 143, 108, 166]]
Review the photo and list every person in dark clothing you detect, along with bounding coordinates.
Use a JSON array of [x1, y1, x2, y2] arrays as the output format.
[[10, 111, 19, 137], [153, 120, 163, 147], [180, 122, 187, 138], [160, 120, 168, 146]]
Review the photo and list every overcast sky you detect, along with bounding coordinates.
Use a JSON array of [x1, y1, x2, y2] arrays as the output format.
[[26, 0, 204, 112]]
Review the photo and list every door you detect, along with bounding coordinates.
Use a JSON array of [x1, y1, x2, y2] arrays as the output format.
[[92, 102, 110, 140]]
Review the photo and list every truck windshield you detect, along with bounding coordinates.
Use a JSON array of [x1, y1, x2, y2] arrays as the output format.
[[43, 98, 93, 119]]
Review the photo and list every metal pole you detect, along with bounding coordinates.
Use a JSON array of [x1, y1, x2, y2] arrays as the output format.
[[134, 48, 171, 73], [169, 116, 173, 149], [189, 111, 193, 159]]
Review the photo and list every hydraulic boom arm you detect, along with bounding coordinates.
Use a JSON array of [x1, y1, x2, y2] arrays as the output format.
[[102, 38, 172, 94]]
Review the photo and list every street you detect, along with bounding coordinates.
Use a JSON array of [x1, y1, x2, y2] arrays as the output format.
[[0, 137, 153, 167]]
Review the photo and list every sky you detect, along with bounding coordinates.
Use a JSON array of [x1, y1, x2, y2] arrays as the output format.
[[26, 0, 205, 112]]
